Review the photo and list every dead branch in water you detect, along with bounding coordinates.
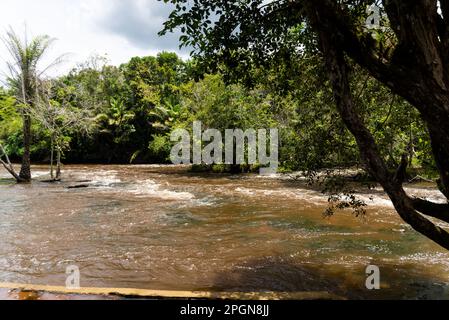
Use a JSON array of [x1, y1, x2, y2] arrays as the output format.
[[0, 143, 22, 182], [408, 175, 435, 183]]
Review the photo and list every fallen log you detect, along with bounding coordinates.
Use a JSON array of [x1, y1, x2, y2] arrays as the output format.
[[67, 184, 90, 189]]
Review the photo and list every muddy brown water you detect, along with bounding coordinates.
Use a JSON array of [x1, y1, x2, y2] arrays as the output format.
[[1, 165, 449, 300]]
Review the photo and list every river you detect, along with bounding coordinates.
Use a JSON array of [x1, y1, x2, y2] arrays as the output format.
[[0, 165, 449, 299]]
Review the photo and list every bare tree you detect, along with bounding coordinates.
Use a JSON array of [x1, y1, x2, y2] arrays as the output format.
[[31, 80, 93, 181]]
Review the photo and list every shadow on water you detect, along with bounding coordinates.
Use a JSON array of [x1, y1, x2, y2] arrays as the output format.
[[207, 258, 449, 300]]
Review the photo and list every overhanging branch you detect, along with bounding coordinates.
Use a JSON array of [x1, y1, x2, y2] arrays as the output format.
[[307, 0, 431, 111], [411, 197, 449, 224], [306, 2, 449, 250]]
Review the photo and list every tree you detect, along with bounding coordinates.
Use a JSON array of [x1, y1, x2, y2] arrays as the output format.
[[161, 0, 449, 250], [31, 80, 93, 180], [2, 28, 62, 182], [39, 55, 116, 163], [119, 53, 187, 163]]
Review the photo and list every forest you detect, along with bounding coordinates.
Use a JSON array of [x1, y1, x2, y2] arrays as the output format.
[[0, 44, 433, 175]]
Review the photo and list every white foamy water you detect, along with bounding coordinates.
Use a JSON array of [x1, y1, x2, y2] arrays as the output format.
[[68, 170, 199, 203], [126, 179, 195, 201], [356, 187, 447, 208], [351, 193, 394, 208], [32, 170, 52, 179], [404, 187, 448, 204], [83, 170, 122, 188], [231, 184, 447, 210], [232, 186, 392, 209], [398, 252, 449, 268], [233, 187, 327, 204], [0, 169, 50, 180]]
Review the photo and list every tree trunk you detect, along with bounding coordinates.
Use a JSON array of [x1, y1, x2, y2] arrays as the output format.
[[427, 123, 449, 199], [0, 143, 22, 182], [305, 2, 449, 250], [56, 147, 61, 181], [50, 135, 54, 180], [19, 113, 32, 183]]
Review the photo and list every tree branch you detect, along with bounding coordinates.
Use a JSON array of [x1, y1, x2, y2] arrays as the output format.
[[411, 197, 449, 224], [306, 2, 449, 250], [308, 0, 441, 113], [0, 143, 22, 182]]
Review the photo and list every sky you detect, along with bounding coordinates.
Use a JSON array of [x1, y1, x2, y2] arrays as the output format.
[[0, 0, 187, 80]]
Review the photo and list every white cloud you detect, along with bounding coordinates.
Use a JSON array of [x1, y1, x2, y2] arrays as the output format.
[[0, 0, 186, 81]]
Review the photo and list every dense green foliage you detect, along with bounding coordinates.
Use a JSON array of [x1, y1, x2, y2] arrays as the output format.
[[0, 51, 435, 175], [0, 88, 20, 157]]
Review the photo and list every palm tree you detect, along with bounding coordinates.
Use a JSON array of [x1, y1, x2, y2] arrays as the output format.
[[2, 27, 61, 182]]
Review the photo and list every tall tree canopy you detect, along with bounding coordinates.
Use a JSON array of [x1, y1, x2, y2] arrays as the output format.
[[161, 0, 449, 250]]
